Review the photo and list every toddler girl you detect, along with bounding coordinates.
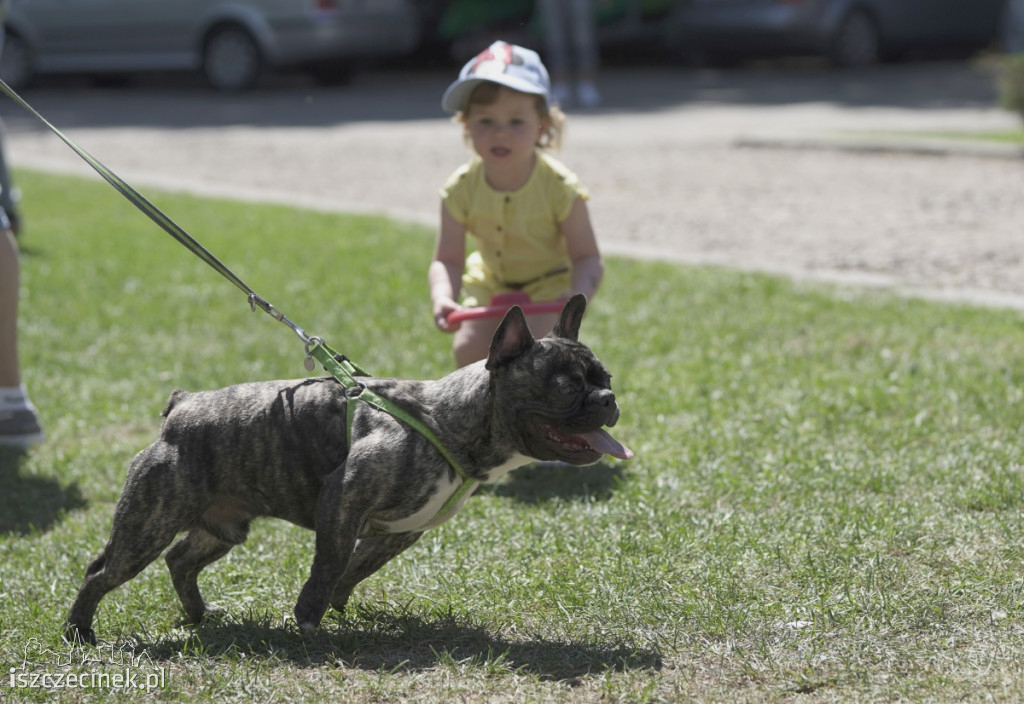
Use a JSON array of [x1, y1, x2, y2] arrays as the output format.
[[429, 40, 604, 367]]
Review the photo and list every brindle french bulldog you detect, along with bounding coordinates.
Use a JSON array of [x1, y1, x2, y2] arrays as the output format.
[[64, 294, 631, 645]]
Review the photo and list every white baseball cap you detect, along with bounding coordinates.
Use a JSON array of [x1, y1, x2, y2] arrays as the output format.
[[441, 41, 551, 113]]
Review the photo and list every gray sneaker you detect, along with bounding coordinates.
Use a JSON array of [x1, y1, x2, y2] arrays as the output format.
[[0, 408, 45, 448]]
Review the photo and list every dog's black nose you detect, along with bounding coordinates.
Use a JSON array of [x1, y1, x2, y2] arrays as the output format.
[[594, 389, 616, 407]]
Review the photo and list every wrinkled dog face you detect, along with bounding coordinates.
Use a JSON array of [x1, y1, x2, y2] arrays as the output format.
[[523, 339, 624, 465], [487, 295, 631, 466]]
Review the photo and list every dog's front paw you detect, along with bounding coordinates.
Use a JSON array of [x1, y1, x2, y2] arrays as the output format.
[[63, 623, 97, 647], [184, 603, 226, 625], [294, 598, 326, 637], [295, 575, 335, 636]]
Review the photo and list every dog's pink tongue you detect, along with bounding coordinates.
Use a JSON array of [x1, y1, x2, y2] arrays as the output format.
[[583, 429, 634, 460]]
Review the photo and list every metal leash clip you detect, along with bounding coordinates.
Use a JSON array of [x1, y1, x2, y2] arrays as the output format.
[[248, 292, 312, 345]]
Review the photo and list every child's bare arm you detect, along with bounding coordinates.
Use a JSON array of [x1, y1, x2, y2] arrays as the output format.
[[561, 197, 604, 300], [429, 203, 467, 331]]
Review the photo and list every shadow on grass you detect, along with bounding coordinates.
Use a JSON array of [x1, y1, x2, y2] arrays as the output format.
[[141, 606, 661, 683], [0, 448, 86, 535], [488, 461, 626, 504]]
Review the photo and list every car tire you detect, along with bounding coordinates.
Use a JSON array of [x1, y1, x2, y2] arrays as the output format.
[[0, 32, 34, 90], [203, 25, 262, 91], [829, 11, 881, 68]]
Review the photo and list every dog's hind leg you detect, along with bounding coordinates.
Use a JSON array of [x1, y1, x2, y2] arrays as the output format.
[[63, 501, 184, 645], [165, 528, 243, 624], [64, 444, 191, 645]]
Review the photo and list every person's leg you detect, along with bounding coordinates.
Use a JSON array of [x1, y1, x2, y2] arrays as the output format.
[[569, 0, 601, 107], [453, 317, 502, 368], [452, 310, 562, 368], [1005, 0, 1024, 53], [0, 120, 21, 235], [0, 226, 43, 447], [0, 226, 21, 388], [538, 0, 573, 106], [525, 311, 560, 340]]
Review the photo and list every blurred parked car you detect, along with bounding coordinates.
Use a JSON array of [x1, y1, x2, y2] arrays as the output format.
[[665, 0, 1008, 68], [0, 0, 421, 91], [415, 0, 676, 62]]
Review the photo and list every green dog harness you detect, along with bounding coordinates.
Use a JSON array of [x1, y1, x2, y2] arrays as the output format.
[[306, 340, 479, 534]]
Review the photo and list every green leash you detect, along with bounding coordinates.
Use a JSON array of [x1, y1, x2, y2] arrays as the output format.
[[0, 79, 476, 533]]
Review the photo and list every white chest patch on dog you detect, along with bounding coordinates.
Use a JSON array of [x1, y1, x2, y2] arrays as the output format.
[[479, 452, 533, 483], [372, 453, 533, 534]]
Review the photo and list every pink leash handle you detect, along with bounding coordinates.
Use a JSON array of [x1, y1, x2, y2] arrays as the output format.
[[446, 292, 564, 324]]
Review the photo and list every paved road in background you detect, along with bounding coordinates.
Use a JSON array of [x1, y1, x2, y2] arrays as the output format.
[[3, 60, 1023, 308]]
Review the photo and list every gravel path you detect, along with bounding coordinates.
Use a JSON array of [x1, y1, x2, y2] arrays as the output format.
[[4, 61, 1023, 308]]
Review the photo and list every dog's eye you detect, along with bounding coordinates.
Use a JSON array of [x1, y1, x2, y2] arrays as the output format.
[[554, 374, 584, 394]]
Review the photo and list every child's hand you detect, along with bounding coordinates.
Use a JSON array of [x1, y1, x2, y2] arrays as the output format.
[[433, 297, 462, 332]]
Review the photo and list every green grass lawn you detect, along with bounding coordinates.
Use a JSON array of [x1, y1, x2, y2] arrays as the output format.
[[843, 128, 1024, 146], [2, 169, 1023, 703], [911, 129, 1024, 144]]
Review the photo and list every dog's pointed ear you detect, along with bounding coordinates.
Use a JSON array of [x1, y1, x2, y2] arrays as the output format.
[[486, 306, 535, 370], [550, 293, 587, 341]]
